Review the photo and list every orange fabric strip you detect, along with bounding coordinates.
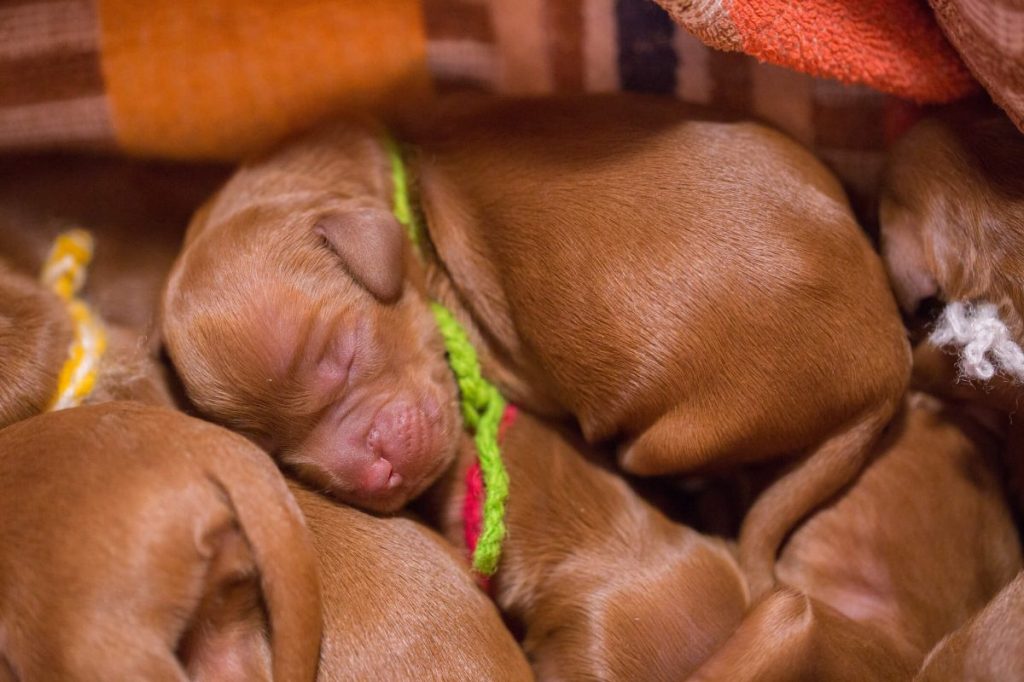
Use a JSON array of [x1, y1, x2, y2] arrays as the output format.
[[97, 0, 431, 159]]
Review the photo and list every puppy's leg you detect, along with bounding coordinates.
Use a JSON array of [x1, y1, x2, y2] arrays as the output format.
[[689, 587, 914, 682], [739, 403, 896, 598], [618, 403, 895, 599], [618, 408, 726, 475]]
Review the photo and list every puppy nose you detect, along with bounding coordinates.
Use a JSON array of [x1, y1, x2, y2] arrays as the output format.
[[359, 456, 400, 493], [368, 401, 429, 467]]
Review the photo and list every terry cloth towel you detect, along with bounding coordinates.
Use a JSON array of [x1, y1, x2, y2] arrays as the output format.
[[654, 0, 978, 103], [930, 0, 1024, 133], [0, 0, 918, 215]]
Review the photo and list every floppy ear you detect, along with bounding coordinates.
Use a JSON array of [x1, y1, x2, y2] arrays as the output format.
[[314, 207, 405, 302]]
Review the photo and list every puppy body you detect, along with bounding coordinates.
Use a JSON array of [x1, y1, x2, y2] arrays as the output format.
[[292, 484, 531, 681], [687, 393, 1020, 680], [776, 393, 1021, 668], [162, 96, 910, 593], [0, 402, 321, 681], [411, 96, 909, 594], [916, 571, 1024, 681], [425, 410, 749, 680]]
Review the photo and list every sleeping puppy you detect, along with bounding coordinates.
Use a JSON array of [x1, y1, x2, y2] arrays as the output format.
[[293, 483, 531, 680], [916, 571, 1024, 681], [161, 95, 910, 595], [422, 409, 749, 680], [0, 402, 321, 681], [688, 392, 1021, 681], [880, 103, 1024, 381], [775, 392, 1021, 668]]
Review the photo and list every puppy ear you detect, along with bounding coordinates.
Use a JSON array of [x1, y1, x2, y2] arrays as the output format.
[[315, 207, 405, 302], [176, 524, 274, 682]]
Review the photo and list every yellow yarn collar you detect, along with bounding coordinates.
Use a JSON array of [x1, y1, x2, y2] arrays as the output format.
[[40, 229, 106, 411]]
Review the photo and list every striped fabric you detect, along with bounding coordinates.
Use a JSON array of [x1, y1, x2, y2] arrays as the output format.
[[0, 0, 112, 150], [930, 0, 1024, 133], [422, 0, 919, 218], [0, 0, 953, 211]]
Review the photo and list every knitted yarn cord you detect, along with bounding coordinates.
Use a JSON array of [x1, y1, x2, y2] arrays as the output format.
[[931, 300, 1024, 383], [431, 303, 509, 575], [384, 133, 510, 576], [40, 229, 107, 410]]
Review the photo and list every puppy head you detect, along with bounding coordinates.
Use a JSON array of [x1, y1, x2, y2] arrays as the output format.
[[163, 165, 460, 513], [880, 105, 1024, 336]]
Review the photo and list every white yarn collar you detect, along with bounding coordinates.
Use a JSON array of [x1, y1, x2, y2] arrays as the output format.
[[930, 300, 1024, 383]]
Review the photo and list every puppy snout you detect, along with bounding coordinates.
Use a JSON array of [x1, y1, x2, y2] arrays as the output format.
[[368, 401, 431, 470]]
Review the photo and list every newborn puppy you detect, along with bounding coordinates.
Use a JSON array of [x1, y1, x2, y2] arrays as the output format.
[[880, 102, 1024, 340], [161, 95, 910, 593], [690, 393, 1021, 680], [292, 483, 530, 680], [423, 409, 749, 679], [0, 402, 321, 681], [917, 572, 1024, 681], [774, 392, 1021, 669]]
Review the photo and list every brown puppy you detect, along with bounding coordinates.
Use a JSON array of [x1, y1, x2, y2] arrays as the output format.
[[689, 393, 1020, 681], [774, 392, 1021, 669], [880, 102, 1024, 326], [293, 483, 531, 680], [423, 410, 749, 680], [161, 96, 910, 594], [916, 572, 1024, 681], [0, 402, 321, 681]]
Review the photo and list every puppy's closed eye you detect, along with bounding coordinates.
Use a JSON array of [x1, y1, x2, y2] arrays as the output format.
[[314, 207, 405, 302]]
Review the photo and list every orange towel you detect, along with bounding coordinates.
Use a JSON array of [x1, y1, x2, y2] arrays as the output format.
[[657, 0, 978, 103]]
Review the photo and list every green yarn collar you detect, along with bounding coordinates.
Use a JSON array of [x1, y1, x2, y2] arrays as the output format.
[[384, 134, 509, 576]]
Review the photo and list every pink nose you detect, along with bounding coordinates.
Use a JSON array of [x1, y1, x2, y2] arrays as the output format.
[[367, 401, 431, 470], [359, 456, 400, 493]]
